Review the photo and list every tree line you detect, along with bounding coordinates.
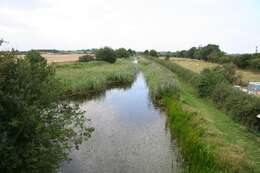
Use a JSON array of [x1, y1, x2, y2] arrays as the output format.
[[79, 47, 136, 63], [170, 44, 260, 71]]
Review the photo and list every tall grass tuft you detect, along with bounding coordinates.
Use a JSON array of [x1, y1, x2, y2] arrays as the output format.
[[56, 59, 138, 97], [140, 58, 179, 103]]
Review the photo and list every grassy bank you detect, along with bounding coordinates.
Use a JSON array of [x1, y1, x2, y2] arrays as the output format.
[[141, 57, 259, 173], [139, 58, 179, 103], [56, 59, 138, 97]]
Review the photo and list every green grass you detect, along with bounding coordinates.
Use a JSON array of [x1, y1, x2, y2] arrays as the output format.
[[178, 77, 260, 173], [139, 58, 179, 102], [56, 59, 138, 96], [143, 56, 259, 173]]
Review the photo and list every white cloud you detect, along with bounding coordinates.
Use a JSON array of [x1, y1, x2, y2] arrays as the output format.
[[0, 0, 259, 53]]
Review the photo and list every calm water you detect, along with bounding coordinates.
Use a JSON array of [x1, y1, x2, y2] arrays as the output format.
[[62, 73, 179, 173]]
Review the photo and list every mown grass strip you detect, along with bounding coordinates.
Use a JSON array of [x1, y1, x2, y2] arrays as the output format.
[[141, 57, 257, 173]]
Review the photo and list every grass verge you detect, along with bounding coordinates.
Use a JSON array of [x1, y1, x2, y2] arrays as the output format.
[[141, 57, 258, 173]]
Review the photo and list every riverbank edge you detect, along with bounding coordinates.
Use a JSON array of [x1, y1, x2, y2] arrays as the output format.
[[56, 59, 139, 99], [140, 56, 255, 173]]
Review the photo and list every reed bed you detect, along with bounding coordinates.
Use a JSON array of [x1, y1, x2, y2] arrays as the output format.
[[56, 59, 138, 97], [140, 58, 179, 103]]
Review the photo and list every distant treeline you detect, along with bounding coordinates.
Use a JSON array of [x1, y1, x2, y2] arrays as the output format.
[[169, 44, 260, 71]]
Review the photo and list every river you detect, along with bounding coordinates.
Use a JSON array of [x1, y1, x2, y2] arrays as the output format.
[[62, 73, 179, 173]]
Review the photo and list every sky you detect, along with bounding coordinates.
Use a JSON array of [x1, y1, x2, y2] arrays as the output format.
[[0, 0, 260, 53]]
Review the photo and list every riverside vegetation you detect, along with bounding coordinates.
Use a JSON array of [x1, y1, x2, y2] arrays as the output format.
[[56, 59, 138, 97], [1, 46, 259, 173], [0, 47, 137, 173], [143, 56, 260, 173]]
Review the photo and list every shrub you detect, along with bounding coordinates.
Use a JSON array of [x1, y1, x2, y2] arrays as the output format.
[[26, 50, 46, 63], [127, 49, 136, 56], [0, 52, 93, 172], [198, 65, 241, 97], [149, 49, 158, 57], [150, 57, 260, 132], [144, 50, 149, 55], [115, 48, 130, 58], [95, 47, 117, 63], [79, 54, 95, 62]]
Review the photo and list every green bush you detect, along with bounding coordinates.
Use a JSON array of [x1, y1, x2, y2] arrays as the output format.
[[197, 65, 240, 97], [115, 48, 130, 58], [0, 52, 93, 172], [150, 57, 260, 132], [26, 50, 46, 63], [79, 54, 95, 62], [212, 83, 260, 130], [95, 47, 117, 63], [149, 49, 158, 57]]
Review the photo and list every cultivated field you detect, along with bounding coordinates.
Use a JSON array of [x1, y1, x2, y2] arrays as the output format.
[[169, 57, 260, 82], [42, 53, 82, 63], [17, 53, 83, 63]]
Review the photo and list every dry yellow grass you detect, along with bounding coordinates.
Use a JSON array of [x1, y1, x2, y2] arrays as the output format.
[[169, 57, 260, 82], [17, 53, 83, 63], [42, 53, 81, 63]]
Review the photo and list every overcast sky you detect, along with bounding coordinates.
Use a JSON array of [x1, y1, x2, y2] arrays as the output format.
[[0, 0, 259, 53]]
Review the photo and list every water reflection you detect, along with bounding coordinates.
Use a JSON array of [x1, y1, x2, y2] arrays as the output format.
[[62, 73, 179, 173]]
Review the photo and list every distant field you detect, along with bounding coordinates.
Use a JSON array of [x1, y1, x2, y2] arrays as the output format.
[[42, 53, 82, 63], [17, 53, 83, 63], [169, 57, 260, 82]]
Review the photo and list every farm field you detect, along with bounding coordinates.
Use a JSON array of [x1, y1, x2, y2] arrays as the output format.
[[17, 53, 83, 63], [169, 57, 260, 82], [42, 53, 82, 63]]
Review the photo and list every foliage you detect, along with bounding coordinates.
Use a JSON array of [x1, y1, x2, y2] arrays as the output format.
[[149, 56, 260, 131], [79, 54, 95, 62], [142, 57, 255, 173], [149, 49, 158, 57], [211, 83, 260, 130], [26, 50, 46, 63], [127, 49, 136, 56], [197, 65, 240, 97], [140, 58, 179, 103], [56, 59, 137, 96], [115, 48, 130, 58], [165, 98, 227, 173], [173, 44, 260, 71], [95, 47, 117, 63], [144, 50, 149, 55], [173, 44, 224, 61], [0, 52, 93, 173]]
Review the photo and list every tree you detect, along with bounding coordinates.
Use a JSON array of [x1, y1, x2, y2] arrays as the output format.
[[187, 47, 197, 58], [115, 48, 130, 58], [197, 65, 239, 97], [127, 49, 136, 56], [0, 51, 93, 173], [79, 54, 95, 62], [144, 50, 149, 55], [26, 50, 46, 63], [95, 47, 117, 63], [149, 49, 158, 57]]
